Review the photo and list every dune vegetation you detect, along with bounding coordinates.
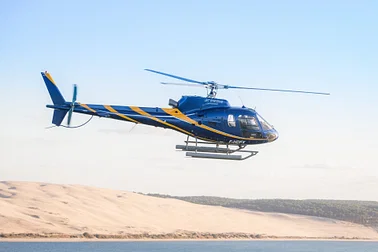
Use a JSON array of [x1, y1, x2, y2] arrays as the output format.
[[144, 194, 378, 231]]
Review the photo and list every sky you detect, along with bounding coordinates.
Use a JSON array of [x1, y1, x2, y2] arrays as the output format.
[[1, 0, 378, 200]]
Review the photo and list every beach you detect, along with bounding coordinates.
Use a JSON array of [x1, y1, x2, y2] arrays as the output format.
[[1, 181, 377, 241]]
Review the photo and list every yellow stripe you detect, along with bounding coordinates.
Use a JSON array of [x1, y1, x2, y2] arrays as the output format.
[[80, 103, 97, 113], [162, 108, 198, 125], [129, 106, 194, 136], [162, 108, 266, 141], [104, 105, 139, 123], [44, 72, 57, 86]]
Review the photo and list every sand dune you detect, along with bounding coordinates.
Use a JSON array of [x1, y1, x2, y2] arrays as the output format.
[[0, 181, 377, 239]]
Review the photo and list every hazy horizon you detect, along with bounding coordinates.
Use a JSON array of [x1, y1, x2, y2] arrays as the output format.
[[1, 1, 377, 201]]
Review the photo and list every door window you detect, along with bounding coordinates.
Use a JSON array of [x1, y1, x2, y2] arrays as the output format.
[[228, 114, 236, 127]]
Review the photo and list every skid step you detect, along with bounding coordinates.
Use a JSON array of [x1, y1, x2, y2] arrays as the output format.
[[186, 152, 242, 160]]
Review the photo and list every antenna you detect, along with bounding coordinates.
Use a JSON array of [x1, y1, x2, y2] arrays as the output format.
[[238, 95, 244, 106], [230, 89, 245, 107]]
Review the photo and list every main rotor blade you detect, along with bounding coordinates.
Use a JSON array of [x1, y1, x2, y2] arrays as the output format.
[[222, 85, 330, 95], [161, 82, 206, 88], [145, 69, 207, 85]]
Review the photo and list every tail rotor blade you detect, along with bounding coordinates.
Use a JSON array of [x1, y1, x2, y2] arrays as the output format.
[[67, 108, 73, 126], [72, 84, 78, 102], [67, 84, 78, 127]]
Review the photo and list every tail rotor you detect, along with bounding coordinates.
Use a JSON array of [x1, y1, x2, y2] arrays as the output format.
[[66, 84, 77, 127], [42, 71, 94, 129]]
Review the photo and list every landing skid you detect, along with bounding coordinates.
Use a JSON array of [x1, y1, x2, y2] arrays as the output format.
[[176, 136, 258, 161]]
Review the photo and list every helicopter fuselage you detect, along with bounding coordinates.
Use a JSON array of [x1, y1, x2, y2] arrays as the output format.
[[47, 95, 278, 146]]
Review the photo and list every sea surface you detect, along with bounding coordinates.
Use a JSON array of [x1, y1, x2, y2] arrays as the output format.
[[0, 241, 377, 252]]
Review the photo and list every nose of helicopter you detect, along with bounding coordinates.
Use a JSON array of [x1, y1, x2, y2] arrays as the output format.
[[266, 129, 279, 142]]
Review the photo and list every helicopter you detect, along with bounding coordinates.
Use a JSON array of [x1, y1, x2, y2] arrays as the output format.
[[41, 69, 330, 161]]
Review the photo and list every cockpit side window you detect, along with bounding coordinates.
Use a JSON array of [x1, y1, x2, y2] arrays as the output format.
[[238, 115, 260, 131], [228, 114, 236, 127]]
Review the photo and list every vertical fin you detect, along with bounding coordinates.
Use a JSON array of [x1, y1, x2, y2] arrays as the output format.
[[41, 71, 66, 105]]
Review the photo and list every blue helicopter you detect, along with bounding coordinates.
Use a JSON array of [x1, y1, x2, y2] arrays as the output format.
[[41, 69, 329, 160]]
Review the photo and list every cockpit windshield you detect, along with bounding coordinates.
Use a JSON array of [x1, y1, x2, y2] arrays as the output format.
[[256, 113, 273, 131], [238, 115, 260, 132]]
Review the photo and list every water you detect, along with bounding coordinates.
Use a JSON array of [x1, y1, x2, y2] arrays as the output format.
[[0, 241, 377, 252]]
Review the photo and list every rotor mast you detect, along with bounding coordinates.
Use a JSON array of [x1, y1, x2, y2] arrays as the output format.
[[206, 82, 218, 98]]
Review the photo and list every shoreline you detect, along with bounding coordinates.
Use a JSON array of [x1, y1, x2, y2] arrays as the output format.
[[1, 233, 377, 242], [1, 238, 378, 242]]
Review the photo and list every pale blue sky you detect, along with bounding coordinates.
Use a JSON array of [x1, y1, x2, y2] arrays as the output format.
[[1, 1, 377, 200]]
